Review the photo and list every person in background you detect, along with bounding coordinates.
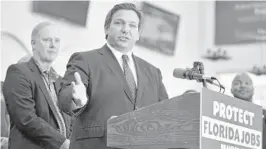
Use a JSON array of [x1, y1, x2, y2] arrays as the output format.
[[58, 3, 168, 149], [1, 82, 9, 149], [231, 72, 254, 102], [231, 72, 265, 148], [1, 54, 45, 149], [263, 109, 266, 149], [1, 54, 33, 149], [3, 22, 71, 149]]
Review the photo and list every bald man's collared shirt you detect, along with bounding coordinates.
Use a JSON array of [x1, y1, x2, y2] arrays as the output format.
[[107, 43, 138, 86]]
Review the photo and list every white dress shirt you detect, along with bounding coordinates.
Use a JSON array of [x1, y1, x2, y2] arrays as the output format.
[[107, 43, 138, 86]]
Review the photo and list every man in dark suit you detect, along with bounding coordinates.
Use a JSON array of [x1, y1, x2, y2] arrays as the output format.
[[58, 3, 169, 149], [263, 109, 266, 149], [1, 81, 9, 149], [3, 22, 71, 149]]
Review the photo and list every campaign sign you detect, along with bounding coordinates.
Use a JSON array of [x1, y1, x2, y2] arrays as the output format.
[[201, 88, 263, 149]]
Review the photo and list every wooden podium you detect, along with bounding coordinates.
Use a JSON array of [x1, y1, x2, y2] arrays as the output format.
[[107, 88, 263, 149]]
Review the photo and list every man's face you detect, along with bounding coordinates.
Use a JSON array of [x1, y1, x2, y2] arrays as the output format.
[[32, 25, 60, 63], [231, 74, 254, 102], [105, 9, 140, 52]]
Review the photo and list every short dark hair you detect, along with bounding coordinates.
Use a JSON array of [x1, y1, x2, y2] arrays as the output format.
[[104, 3, 143, 39]]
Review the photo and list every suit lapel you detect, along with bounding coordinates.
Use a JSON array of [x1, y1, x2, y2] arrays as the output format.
[[28, 59, 59, 119], [133, 56, 147, 103], [98, 45, 134, 104], [53, 77, 62, 94]]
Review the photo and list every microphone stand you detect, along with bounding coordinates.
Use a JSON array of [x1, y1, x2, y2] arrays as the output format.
[[182, 61, 225, 93], [193, 62, 207, 88], [196, 62, 225, 93], [198, 63, 207, 88]]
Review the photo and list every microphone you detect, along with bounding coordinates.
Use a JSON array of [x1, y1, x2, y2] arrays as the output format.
[[173, 68, 225, 89], [173, 68, 212, 80]]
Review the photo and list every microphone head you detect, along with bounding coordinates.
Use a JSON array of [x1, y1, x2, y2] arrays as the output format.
[[173, 68, 186, 79]]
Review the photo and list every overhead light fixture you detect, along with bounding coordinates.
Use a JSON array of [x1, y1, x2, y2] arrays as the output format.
[[202, 48, 231, 61], [249, 65, 266, 76]]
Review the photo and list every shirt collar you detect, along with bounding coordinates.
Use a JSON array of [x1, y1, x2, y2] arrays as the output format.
[[107, 42, 133, 59], [32, 58, 59, 82]]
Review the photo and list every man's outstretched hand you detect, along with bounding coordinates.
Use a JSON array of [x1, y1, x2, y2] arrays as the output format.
[[71, 72, 88, 108]]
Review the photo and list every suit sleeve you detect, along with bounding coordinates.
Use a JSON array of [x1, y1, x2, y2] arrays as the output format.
[[263, 109, 266, 149], [1, 98, 10, 138], [3, 65, 66, 149], [58, 52, 90, 116], [157, 68, 169, 101]]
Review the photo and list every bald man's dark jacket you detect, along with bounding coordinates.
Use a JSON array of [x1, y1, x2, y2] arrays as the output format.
[[3, 59, 72, 149]]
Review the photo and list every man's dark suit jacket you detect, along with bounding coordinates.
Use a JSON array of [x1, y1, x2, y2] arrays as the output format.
[[1, 96, 10, 138], [3, 59, 71, 149], [58, 44, 169, 149], [263, 109, 266, 149]]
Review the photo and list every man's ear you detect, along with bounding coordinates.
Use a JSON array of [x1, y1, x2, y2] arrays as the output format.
[[31, 40, 35, 45], [231, 86, 234, 96], [251, 85, 255, 95], [136, 32, 140, 41], [31, 40, 36, 51], [137, 27, 142, 41], [104, 27, 108, 37]]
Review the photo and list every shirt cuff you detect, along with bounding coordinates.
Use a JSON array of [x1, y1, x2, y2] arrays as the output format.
[[59, 139, 70, 149]]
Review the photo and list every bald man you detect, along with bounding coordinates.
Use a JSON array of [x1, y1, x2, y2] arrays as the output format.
[[231, 73, 266, 148], [3, 22, 70, 149], [231, 72, 254, 102]]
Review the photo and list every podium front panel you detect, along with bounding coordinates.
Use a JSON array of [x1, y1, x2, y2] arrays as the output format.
[[201, 88, 263, 149]]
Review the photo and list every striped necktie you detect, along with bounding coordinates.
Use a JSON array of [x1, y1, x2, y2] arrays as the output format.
[[43, 71, 67, 137], [122, 55, 137, 100]]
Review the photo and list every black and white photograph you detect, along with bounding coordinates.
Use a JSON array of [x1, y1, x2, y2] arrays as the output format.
[[1, 1, 266, 149]]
